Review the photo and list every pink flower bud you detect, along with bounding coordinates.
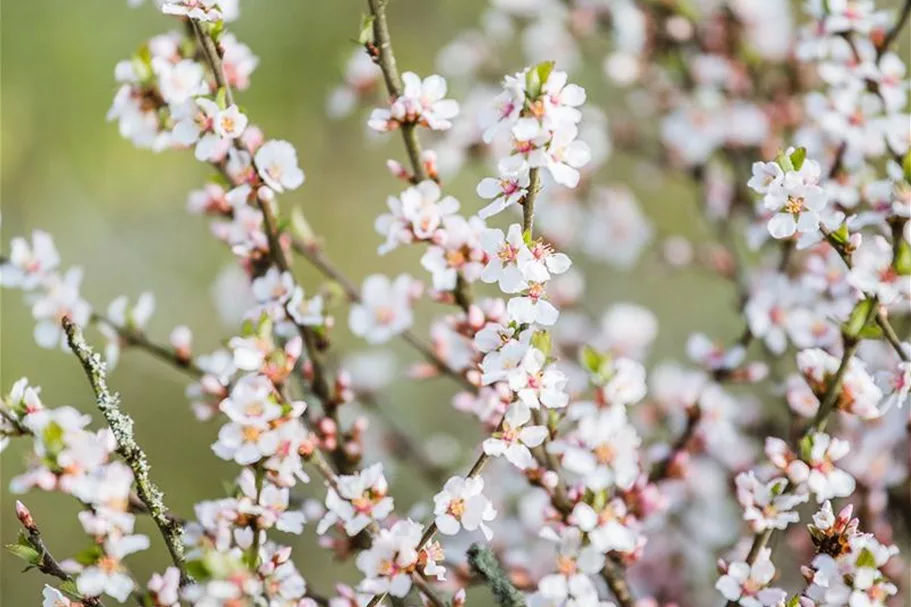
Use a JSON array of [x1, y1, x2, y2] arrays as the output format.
[[257, 185, 275, 203], [352, 416, 369, 434], [848, 232, 863, 250], [541, 470, 559, 489], [274, 545, 293, 564], [407, 279, 424, 301], [169, 325, 193, 362], [15, 501, 35, 530], [407, 362, 440, 379], [467, 305, 485, 329], [386, 159, 409, 180], [836, 503, 854, 526], [242, 125, 264, 152], [318, 416, 337, 436], [665, 15, 694, 41]]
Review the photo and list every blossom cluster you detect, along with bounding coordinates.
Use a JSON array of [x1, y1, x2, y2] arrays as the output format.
[[2, 0, 910, 607]]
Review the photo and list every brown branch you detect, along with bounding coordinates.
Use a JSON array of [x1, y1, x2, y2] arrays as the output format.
[[289, 236, 475, 389], [14, 502, 107, 607], [366, 0, 426, 181], [725, 335, 863, 605], [91, 312, 204, 379], [62, 318, 190, 586], [878, 0, 911, 58], [648, 405, 702, 483]]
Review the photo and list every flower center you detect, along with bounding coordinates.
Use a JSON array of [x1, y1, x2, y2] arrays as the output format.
[[594, 443, 615, 465], [447, 498, 466, 519], [784, 196, 805, 215], [556, 555, 577, 575]]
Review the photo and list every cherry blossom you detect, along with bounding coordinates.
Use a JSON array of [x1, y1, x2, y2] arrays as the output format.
[[715, 548, 786, 607], [348, 274, 416, 344], [0, 231, 60, 290], [432, 475, 496, 539], [254, 140, 305, 193], [482, 403, 547, 469]]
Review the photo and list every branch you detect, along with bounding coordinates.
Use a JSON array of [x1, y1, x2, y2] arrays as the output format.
[[13, 501, 106, 607], [91, 312, 204, 379], [364, 438, 498, 607], [366, 0, 425, 181], [290, 235, 475, 389], [878, 0, 911, 58], [601, 557, 636, 607], [186, 18, 350, 468], [876, 308, 909, 362], [364, 0, 474, 311], [725, 335, 863, 606], [62, 318, 190, 585], [648, 405, 702, 483], [466, 544, 527, 607]]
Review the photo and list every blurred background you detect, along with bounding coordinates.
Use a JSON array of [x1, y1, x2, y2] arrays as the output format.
[[4, 1, 891, 605]]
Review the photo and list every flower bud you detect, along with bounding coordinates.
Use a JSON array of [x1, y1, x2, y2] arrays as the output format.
[[386, 159, 410, 181], [15, 501, 35, 530]]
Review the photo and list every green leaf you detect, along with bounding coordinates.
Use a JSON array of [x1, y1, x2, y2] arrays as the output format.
[[215, 87, 227, 110], [789, 147, 807, 171], [770, 478, 788, 497], [828, 222, 850, 246], [775, 149, 795, 173], [185, 559, 210, 581], [903, 150, 911, 184], [531, 330, 552, 358], [580, 345, 603, 376], [855, 547, 877, 568], [843, 298, 876, 339], [57, 580, 82, 600], [6, 543, 40, 566], [42, 422, 66, 458], [132, 44, 154, 84], [73, 544, 104, 566], [895, 239, 911, 275], [358, 14, 376, 45], [525, 61, 554, 99], [798, 434, 814, 462], [209, 20, 225, 41], [856, 323, 884, 339], [785, 597, 801, 607]]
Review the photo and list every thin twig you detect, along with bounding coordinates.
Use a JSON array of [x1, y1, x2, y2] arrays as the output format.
[[91, 312, 204, 379], [62, 318, 190, 586], [187, 18, 347, 469], [648, 405, 702, 483], [365, 0, 473, 311], [14, 502, 107, 607], [290, 235, 475, 389], [725, 335, 864, 606], [601, 557, 636, 607], [878, 0, 911, 58], [876, 309, 909, 362], [466, 544, 527, 607], [366, 0, 425, 181]]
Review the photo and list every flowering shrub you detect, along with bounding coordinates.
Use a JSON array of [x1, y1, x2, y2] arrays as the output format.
[[2, 1, 910, 607]]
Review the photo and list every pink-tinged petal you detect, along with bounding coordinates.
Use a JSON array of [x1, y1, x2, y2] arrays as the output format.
[[477, 178, 502, 199]]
